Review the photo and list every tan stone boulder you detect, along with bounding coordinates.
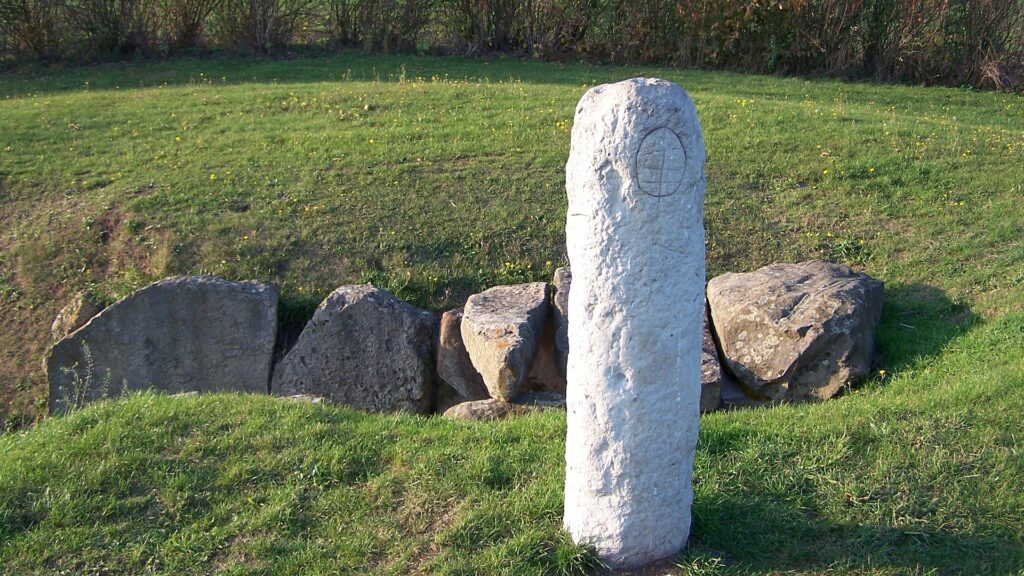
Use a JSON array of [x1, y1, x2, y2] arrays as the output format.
[[461, 282, 548, 401], [707, 260, 884, 402]]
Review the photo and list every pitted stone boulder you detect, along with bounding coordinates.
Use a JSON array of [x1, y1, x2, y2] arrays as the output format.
[[442, 392, 566, 421], [442, 398, 526, 421], [272, 284, 437, 414], [461, 282, 548, 401], [552, 266, 571, 379], [49, 292, 103, 344], [437, 308, 489, 400], [700, 305, 725, 413], [707, 260, 884, 403], [46, 276, 278, 413]]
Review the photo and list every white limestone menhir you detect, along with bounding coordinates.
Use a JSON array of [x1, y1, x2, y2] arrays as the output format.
[[563, 78, 706, 568]]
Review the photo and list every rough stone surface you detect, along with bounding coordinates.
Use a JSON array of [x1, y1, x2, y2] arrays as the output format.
[[719, 378, 772, 409], [552, 266, 572, 379], [563, 78, 706, 568], [49, 292, 103, 343], [461, 282, 548, 401], [517, 391, 567, 409], [47, 276, 278, 414], [442, 392, 566, 421], [442, 398, 525, 421], [437, 308, 489, 400], [283, 394, 327, 404], [524, 318, 567, 394], [271, 284, 437, 414], [700, 305, 725, 413], [435, 381, 469, 414], [707, 260, 884, 403]]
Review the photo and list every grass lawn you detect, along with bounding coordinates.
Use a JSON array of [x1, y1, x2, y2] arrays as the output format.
[[0, 53, 1022, 574]]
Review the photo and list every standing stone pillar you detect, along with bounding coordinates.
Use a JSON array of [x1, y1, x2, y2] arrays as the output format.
[[563, 78, 706, 568]]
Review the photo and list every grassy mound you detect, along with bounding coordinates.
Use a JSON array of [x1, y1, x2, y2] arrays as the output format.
[[2, 54, 1022, 425], [1, 53, 1023, 573]]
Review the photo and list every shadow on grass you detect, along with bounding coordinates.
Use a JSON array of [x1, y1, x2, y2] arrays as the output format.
[[686, 496, 1023, 574], [874, 282, 976, 375]]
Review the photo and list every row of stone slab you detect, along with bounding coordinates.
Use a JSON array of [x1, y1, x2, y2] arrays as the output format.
[[46, 259, 883, 418]]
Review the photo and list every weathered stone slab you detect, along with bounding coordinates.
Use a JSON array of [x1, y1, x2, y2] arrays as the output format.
[[441, 391, 566, 421], [552, 266, 572, 379], [49, 292, 103, 344], [272, 284, 437, 414], [437, 307, 489, 400], [707, 260, 884, 403], [461, 282, 548, 401], [700, 305, 725, 413], [442, 398, 526, 421], [47, 276, 278, 413], [283, 394, 327, 404], [719, 378, 772, 409], [563, 78, 706, 568]]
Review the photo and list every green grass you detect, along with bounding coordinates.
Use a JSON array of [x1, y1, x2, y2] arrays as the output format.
[[1, 311, 1021, 574], [1, 53, 1023, 573]]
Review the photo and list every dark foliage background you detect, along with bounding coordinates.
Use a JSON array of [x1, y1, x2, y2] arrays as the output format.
[[1, 0, 1022, 88]]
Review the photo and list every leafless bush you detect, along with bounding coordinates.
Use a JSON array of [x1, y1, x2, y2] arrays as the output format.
[[63, 0, 159, 56], [213, 0, 317, 53], [959, 0, 1024, 89], [517, 0, 592, 58], [158, 0, 222, 51], [0, 0, 68, 58], [326, 0, 432, 52], [441, 0, 520, 53]]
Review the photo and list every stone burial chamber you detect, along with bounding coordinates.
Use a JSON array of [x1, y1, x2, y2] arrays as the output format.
[[44, 260, 884, 419]]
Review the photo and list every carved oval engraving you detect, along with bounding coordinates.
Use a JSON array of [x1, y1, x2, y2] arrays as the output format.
[[635, 127, 686, 197]]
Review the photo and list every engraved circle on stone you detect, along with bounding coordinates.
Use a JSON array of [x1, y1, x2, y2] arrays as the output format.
[[635, 127, 687, 197]]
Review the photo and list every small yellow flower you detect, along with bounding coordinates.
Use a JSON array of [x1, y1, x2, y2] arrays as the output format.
[[209, 173, 217, 180], [822, 169, 829, 175]]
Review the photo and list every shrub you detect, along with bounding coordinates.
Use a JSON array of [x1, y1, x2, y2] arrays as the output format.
[[157, 0, 223, 51], [212, 0, 317, 53], [0, 0, 68, 59], [326, 0, 433, 52], [63, 0, 159, 56], [0, 0, 1021, 89]]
